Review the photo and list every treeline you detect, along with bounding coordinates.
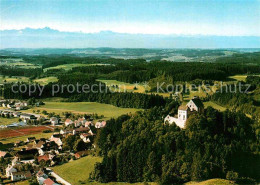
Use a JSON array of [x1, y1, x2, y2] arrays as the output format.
[[67, 92, 165, 109], [68, 58, 260, 83], [210, 76, 260, 119], [0, 66, 42, 78], [90, 106, 259, 184], [3, 82, 166, 109]]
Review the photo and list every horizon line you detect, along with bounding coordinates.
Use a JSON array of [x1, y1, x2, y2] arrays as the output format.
[[1, 26, 260, 37]]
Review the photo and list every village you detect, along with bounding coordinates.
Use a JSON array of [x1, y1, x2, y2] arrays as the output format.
[[0, 99, 107, 185]]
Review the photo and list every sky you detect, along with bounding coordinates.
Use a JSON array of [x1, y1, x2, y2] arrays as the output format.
[[0, 0, 259, 36]]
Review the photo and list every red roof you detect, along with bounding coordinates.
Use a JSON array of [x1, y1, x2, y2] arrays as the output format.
[[38, 154, 50, 162], [44, 178, 55, 185], [0, 151, 7, 157]]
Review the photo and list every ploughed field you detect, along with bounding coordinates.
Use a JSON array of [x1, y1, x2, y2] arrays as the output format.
[[0, 126, 52, 138]]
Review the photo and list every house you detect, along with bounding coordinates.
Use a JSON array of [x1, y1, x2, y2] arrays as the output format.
[[74, 151, 89, 159], [0, 151, 11, 158], [11, 171, 32, 181], [43, 178, 58, 185], [73, 127, 90, 135], [164, 97, 204, 128], [50, 117, 59, 126], [26, 137, 36, 143], [95, 121, 106, 128], [6, 164, 17, 177], [12, 111, 21, 117], [37, 154, 54, 163], [80, 133, 91, 143], [36, 170, 48, 185], [85, 121, 93, 127], [16, 148, 38, 160], [60, 129, 73, 135], [7, 102, 15, 108], [15, 102, 28, 110], [20, 113, 36, 121], [64, 118, 73, 126], [187, 97, 204, 113], [50, 134, 63, 146]]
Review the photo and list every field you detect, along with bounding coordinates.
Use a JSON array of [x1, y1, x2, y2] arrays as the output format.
[[0, 117, 19, 125], [33, 76, 58, 85], [44, 63, 108, 72], [97, 79, 148, 93], [0, 132, 53, 144], [0, 75, 29, 84], [24, 101, 142, 119], [203, 101, 226, 111], [185, 179, 236, 185], [52, 156, 157, 185], [0, 126, 52, 139], [228, 74, 260, 82]]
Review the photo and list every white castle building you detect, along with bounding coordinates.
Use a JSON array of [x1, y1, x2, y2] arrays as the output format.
[[164, 97, 204, 128]]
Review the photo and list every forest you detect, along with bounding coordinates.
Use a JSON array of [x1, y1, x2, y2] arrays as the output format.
[[90, 105, 259, 184]]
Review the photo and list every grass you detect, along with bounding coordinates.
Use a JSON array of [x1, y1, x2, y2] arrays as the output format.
[[0, 75, 29, 84], [203, 101, 227, 112], [0, 132, 53, 144], [0, 117, 20, 126], [185, 179, 236, 185], [228, 75, 248, 82], [52, 156, 157, 185], [44, 63, 108, 72], [33, 76, 58, 85], [228, 74, 260, 82], [97, 79, 148, 93], [23, 101, 142, 119], [52, 156, 102, 185]]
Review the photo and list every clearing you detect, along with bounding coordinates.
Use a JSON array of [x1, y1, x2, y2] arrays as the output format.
[[44, 63, 108, 72], [97, 79, 148, 93], [203, 101, 227, 112], [0, 75, 29, 84], [33, 76, 58, 85]]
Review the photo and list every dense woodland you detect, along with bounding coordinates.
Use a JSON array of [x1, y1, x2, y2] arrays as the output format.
[[90, 106, 259, 184]]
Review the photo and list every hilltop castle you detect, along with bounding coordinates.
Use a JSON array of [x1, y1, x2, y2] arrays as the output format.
[[164, 97, 204, 128]]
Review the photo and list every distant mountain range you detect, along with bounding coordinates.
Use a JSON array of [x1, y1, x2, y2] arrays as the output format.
[[1, 27, 259, 48]]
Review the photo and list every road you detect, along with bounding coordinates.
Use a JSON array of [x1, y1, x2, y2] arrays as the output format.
[[46, 168, 71, 185]]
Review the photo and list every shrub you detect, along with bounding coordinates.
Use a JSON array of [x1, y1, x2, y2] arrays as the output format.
[[226, 171, 239, 181]]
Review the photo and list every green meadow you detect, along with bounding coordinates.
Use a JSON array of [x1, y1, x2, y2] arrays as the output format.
[[24, 101, 142, 119]]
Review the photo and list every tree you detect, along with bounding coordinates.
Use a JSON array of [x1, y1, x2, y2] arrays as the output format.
[[73, 139, 86, 152]]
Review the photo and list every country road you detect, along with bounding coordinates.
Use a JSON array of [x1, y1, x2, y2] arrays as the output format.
[[46, 168, 71, 185]]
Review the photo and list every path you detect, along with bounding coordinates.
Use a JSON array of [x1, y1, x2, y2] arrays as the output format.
[[46, 168, 71, 185]]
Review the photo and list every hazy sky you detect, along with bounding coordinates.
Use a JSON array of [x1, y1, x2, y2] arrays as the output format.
[[0, 0, 259, 36]]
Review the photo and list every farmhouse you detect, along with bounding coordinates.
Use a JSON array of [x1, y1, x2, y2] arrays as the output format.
[[85, 121, 93, 127], [64, 118, 73, 126], [74, 150, 89, 159], [50, 134, 63, 146], [50, 117, 59, 126], [20, 113, 36, 120], [43, 178, 58, 185], [11, 171, 32, 181], [95, 121, 107, 128], [164, 97, 204, 128], [0, 151, 11, 158], [6, 164, 17, 177]]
